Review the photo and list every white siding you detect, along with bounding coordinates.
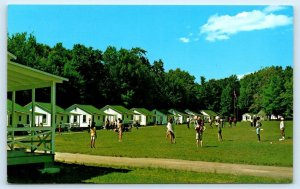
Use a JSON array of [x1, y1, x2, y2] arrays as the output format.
[[29, 106, 51, 127], [242, 114, 253, 121], [103, 108, 122, 121], [133, 110, 147, 126], [69, 108, 92, 127]]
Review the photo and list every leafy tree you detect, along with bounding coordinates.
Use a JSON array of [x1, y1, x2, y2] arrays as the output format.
[[220, 85, 232, 116], [164, 68, 198, 110], [7, 32, 293, 119], [262, 73, 284, 116], [103, 47, 155, 108]]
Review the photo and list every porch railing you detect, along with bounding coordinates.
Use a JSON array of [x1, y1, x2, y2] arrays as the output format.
[[7, 127, 53, 154]]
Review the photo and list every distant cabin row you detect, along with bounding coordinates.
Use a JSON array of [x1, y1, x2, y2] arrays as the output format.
[[7, 100, 220, 128], [242, 110, 283, 122]]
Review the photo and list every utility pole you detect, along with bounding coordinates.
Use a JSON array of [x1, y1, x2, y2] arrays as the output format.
[[233, 90, 237, 119]]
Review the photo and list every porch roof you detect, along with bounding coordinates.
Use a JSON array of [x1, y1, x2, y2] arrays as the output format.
[[8, 60, 68, 92]]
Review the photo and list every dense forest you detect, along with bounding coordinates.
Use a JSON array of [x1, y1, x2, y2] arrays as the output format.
[[8, 33, 293, 119]]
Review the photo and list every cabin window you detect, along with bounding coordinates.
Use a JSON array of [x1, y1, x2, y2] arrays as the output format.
[[98, 116, 100, 120], [61, 116, 64, 121], [19, 115, 22, 122], [83, 115, 87, 123]]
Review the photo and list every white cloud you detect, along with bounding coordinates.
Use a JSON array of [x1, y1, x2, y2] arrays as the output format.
[[237, 72, 252, 80], [264, 5, 287, 13], [200, 6, 293, 42], [179, 37, 190, 43]]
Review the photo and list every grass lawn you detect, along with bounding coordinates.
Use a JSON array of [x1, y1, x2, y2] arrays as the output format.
[[7, 162, 292, 184], [55, 121, 293, 167]]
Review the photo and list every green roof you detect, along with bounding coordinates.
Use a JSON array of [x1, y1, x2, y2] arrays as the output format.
[[257, 110, 266, 116], [7, 100, 30, 114], [168, 109, 188, 116], [201, 110, 217, 116], [66, 104, 105, 115], [25, 102, 67, 114], [185, 109, 199, 115], [152, 109, 171, 116], [101, 105, 132, 114], [131, 108, 155, 116]]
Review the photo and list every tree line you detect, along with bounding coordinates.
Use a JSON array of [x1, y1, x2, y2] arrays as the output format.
[[8, 33, 293, 119]]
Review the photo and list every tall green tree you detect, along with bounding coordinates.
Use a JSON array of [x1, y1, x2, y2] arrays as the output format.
[[164, 68, 198, 110], [8, 32, 293, 119]]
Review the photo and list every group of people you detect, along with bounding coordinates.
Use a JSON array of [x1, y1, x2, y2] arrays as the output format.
[[166, 115, 286, 147], [104, 119, 119, 130], [208, 116, 237, 128], [90, 114, 286, 149], [166, 116, 207, 147], [254, 116, 285, 142], [90, 118, 124, 148]]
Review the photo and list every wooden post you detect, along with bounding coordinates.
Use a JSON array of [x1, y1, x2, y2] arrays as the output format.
[[51, 82, 56, 154], [31, 88, 35, 152], [11, 91, 16, 150], [31, 89, 36, 127]]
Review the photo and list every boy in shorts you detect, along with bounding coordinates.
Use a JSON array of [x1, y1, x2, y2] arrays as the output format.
[[279, 117, 285, 141], [195, 117, 204, 147], [90, 123, 97, 148]]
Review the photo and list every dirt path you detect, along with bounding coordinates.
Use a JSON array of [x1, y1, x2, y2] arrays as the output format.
[[55, 152, 292, 179]]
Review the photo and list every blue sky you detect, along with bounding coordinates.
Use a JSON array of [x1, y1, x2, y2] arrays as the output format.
[[8, 5, 293, 82]]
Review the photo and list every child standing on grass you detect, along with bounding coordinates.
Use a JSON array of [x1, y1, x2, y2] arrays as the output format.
[[216, 119, 223, 142], [187, 116, 190, 129], [195, 117, 204, 147], [166, 117, 175, 144], [90, 122, 97, 148], [279, 117, 285, 141], [117, 118, 123, 142], [255, 117, 261, 142]]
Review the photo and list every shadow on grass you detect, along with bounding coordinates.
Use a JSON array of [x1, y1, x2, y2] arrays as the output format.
[[7, 162, 132, 184], [203, 145, 218, 148]]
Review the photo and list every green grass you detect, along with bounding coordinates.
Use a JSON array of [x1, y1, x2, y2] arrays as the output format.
[[7, 162, 292, 184], [84, 166, 292, 184], [55, 121, 293, 167]]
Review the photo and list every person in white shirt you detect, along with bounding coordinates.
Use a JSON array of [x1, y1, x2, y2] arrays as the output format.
[[255, 117, 262, 142], [279, 117, 285, 141], [166, 117, 175, 144]]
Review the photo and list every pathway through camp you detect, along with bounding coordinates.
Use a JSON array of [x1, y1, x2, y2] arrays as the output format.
[[55, 152, 292, 179]]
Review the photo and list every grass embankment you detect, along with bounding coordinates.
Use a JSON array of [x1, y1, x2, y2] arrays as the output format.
[[55, 121, 293, 167]]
